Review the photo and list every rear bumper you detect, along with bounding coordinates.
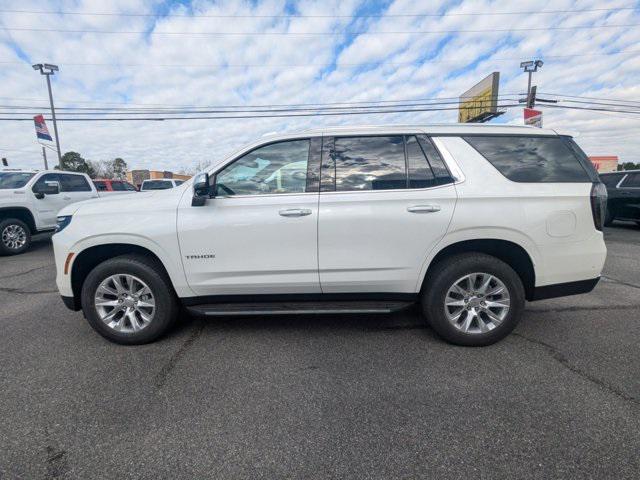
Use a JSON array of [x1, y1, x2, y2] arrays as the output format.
[[529, 277, 600, 301]]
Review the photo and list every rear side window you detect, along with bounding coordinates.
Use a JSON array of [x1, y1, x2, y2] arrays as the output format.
[[334, 136, 406, 191], [464, 136, 591, 182], [59, 174, 92, 192], [620, 173, 640, 188], [94, 181, 108, 191]]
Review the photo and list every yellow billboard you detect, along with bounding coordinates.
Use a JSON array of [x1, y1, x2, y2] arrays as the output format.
[[459, 72, 500, 123]]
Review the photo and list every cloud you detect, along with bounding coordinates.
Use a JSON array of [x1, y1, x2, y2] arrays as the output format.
[[0, 0, 638, 171]]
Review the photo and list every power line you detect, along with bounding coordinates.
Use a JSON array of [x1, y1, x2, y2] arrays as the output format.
[[0, 94, 522, 110], [538, 92, 640, 106], [2, 23, 637, 36], [0, 97, 523, 115], [1, 50, 638, 69], [0, 103, 523, 121], [0, 6, 634, 18]]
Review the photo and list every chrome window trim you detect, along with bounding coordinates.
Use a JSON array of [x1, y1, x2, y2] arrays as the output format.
[[431, 137, 465, 185]]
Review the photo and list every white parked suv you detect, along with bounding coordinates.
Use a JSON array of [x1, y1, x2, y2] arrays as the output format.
[[53, 125, 607, 346], [0, 169, 98, 255], [140, 179, 184, 191]]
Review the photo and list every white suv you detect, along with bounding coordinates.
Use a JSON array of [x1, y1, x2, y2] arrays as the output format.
[[140, 179, 184, 191], [0, 169, 98, 255], [53, 125, 607, 346]]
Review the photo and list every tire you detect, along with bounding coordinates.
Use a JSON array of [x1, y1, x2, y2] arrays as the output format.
[[421, 253, 525, 347], [0, 218, 32, 256], [604, 207, 615, 227], [81, 254, 179, 345]]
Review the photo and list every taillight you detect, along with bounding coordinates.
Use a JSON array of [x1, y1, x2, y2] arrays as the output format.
[[590, 182, 607, 231]]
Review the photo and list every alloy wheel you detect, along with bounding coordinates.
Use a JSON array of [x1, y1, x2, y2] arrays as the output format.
[[2, 224, 27, 250], [94, 274, 156, 333], [444, 272, 511, 334]]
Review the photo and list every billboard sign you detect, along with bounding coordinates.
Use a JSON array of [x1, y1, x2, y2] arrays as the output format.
[[33, 114, 53, 141], [458, 72, 500, 123], [524, 108, 542, 127]]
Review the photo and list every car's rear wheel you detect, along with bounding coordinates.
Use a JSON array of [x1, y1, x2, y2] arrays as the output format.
[[81, 254, 179, 344], [421, 253, 525, 346], [0, 218, 31, 256]]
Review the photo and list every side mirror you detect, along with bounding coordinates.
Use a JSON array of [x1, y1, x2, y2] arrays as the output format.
[[33, 181, 60, 199], [192, 172, 211, 207]]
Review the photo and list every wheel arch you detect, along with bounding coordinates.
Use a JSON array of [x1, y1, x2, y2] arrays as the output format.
[[419, 238, 537, 301], [68, 242, 183, 310], [0, 207, 37, 233]]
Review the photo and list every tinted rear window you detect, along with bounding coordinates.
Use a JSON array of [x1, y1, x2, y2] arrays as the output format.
[[464, 136, 591, 183]]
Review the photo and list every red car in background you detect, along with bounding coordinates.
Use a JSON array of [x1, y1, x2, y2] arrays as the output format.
[[92, 179, 138, 194]]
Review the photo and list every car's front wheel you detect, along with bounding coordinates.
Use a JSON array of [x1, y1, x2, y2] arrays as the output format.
[[421, 253, 525, 346], [81, 254, 179, 344], [0, 218, 31, 256]]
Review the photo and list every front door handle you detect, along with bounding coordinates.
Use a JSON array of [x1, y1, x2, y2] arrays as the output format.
[[407, 205, 441, 213], [63, 196, 72, 200], [279, 208, 312, 217]]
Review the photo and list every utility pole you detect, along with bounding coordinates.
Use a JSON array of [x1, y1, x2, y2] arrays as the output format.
[[519, 59, 543, 107], [41, 146, 48, 170], [32, 63, 62, 167]]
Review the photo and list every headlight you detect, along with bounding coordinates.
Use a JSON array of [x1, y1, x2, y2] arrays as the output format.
[[55, 215, 72, 233]]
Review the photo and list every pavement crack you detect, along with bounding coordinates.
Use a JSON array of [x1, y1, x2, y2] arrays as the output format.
[[601, 275, 640, 291], [513, 332, 638, 407], [154, 319, 205, 389], [0, 286, 58, 295], [528, 304, 640, 314], [0, 264, 49, 280]]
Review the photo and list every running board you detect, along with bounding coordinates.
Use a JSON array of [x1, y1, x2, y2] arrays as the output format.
[[186, 301, 414, 317]]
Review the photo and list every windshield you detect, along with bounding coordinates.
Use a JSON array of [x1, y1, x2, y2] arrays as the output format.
[[141, 180, 173, 190], [0, 172, 35, 189]]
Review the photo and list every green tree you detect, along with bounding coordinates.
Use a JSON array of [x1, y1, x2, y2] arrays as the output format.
[[112, 157, 128, 179], [617, 162, 640, 171], [56, 151, 96, 178]]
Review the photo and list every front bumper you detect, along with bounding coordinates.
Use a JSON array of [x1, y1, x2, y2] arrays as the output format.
[[61, 295, 81, 311]]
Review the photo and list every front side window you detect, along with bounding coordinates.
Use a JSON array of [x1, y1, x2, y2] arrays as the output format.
[[94, 181, 108, 191], [334, 136, 406, 191], [111, 181, 127, 191], [32, 173, 61, 190], [174, 180, 184, 186], [216, 139, 310, 196], [59, 174, 91, 192], [464, 135, 591, 183], [0, 172, 35, 189]]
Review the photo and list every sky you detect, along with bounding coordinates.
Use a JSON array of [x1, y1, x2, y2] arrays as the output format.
[[0, 0, 639, 172]]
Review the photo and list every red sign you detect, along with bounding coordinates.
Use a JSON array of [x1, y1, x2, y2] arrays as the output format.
[[524, 108, 542, 127]]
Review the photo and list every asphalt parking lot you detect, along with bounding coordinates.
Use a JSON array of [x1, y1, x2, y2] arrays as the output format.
[[1, 225, 639, 479]]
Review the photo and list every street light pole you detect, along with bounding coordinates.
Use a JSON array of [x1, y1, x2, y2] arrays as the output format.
[[32, 63, 62, 167], [520, 59, 543, 107]]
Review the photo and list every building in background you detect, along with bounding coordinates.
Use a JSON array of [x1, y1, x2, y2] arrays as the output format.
[[588, 156, 619, 173], [126, 170, 191, 189]]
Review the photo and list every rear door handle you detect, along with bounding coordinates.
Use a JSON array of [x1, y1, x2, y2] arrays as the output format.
[[63, 196, 72, 200], [407, 205, 441, 213], [279, 208, 312, 217]]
